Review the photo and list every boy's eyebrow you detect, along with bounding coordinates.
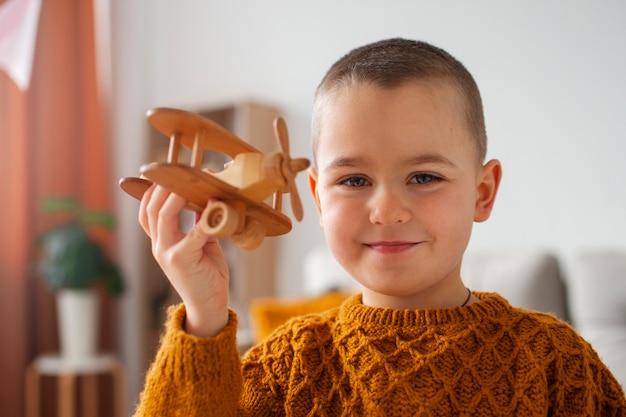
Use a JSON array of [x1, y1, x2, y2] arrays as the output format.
[[406, 154, 457, 168], [323, 153, 457, 173], [323, 157, 361, 172]]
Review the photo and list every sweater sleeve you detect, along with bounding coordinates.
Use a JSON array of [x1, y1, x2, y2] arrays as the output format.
[[133, 304, 243, 417]]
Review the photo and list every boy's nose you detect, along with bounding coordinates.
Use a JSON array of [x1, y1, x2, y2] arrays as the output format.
[[368, 185, 412, 225]]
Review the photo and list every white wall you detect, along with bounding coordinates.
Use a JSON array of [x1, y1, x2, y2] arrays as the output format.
[[109, 0, 626, 404]]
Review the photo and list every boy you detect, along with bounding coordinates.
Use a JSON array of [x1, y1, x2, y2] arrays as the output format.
[[134, 38, 625, 415]]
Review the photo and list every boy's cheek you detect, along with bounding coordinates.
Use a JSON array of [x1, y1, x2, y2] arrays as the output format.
[[316, 203, 342, 232], [313, 198, 330, 229]]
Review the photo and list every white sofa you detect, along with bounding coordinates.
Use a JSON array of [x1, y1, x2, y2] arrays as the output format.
[[303, 248, 626, 386]]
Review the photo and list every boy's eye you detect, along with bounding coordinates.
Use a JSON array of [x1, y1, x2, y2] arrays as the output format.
[[339, 176, 370, 188], [409, 173, 441, 185]]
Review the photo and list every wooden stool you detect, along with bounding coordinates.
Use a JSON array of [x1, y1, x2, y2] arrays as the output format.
[[25, 353, 127, 417]]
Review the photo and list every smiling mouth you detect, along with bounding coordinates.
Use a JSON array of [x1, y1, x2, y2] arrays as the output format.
[[365, 241, 418, 254]]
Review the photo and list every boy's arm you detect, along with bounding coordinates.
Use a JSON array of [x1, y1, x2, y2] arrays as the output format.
[[135, 186, 291, 415], [133, 304, 243, 417]]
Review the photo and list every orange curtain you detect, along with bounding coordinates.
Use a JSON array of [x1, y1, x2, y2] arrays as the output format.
[[0, 0, 113, 415]]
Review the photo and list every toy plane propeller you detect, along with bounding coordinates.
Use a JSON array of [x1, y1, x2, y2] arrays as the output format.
[[119, 108, 310, 250], [274, 117, 309, 221]]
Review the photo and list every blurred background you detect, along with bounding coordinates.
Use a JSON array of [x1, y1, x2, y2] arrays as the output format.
[[1, 0, 625, 415]]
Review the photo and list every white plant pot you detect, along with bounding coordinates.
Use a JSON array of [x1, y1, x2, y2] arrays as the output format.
[[56, 289, 99, 361]]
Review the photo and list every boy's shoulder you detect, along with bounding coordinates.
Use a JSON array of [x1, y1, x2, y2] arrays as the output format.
[[484, 294, 596, 356], [478, 292, 572, 329], [506, 302, 577, 335]]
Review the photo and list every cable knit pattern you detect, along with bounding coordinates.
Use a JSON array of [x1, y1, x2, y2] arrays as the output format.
[[134, 293, 626, 416]]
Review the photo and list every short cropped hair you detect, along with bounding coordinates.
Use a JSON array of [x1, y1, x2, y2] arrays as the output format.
[[311, 38, 487, 163]]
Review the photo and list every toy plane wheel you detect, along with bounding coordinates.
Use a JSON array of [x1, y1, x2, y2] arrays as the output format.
[[231, 216, 265, 250], [198, 201, 239, 238]]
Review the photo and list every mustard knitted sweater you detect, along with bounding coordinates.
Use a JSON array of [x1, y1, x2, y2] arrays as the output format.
[[134, 293, 625, 416]]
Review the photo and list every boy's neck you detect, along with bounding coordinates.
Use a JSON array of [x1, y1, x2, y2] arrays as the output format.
[[360, 282, 474, 310]]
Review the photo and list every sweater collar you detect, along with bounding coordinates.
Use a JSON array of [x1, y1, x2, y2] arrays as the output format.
[[338, 292, 512, 328]]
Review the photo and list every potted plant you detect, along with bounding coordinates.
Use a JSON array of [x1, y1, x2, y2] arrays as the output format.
[[36, 197, 124, 361]]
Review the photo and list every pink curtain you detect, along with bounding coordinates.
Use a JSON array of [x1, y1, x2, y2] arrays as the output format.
[[0, 0, 114, 414]]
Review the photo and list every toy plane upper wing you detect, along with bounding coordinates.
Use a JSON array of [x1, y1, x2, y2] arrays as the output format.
[[147, 107, 260, 159]]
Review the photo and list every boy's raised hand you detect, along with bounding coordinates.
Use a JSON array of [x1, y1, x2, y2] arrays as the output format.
[[139, 184, 230, 338]]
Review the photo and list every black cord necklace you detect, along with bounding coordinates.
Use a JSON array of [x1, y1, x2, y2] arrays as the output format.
[[460, 287, 472, 307]]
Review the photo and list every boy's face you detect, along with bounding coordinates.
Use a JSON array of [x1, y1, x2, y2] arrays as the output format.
[[309, 81, 501, 309]]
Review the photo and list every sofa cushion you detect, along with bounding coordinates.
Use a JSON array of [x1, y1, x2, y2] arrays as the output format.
[[565, 250, 626, 385], [461, 251, 568, 321]]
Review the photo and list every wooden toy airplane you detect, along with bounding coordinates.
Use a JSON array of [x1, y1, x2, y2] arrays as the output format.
[[119, 107, 310, 250]]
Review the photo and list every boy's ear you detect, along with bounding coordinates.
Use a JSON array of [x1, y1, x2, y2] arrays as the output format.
[[308, 167, 323, 219], [474, 159, 502, 223]]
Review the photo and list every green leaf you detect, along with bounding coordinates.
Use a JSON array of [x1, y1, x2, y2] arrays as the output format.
[[41, 197, 80, 214], [81, 212, 116, 229]]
